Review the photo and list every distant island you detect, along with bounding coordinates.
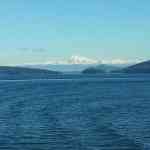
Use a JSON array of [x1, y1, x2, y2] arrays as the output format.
[[121, 60, 150, 73], [82, 64, 122, 74], [82, 60, 150, 74], [82, 67, 105, 74], [0, 66, 61, 80]]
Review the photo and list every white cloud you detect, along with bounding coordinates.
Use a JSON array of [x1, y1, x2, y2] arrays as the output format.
[[42, 55, 99, 65], [19, 55, 141, 66], [101, 59, 141, 65], [68, 55, 99, 64]]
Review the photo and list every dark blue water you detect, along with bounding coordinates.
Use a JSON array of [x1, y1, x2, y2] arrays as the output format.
[[0, 74, 150, 150]]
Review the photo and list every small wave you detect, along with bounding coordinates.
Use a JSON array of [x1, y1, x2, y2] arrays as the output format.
[[143, 144, 150, 150]]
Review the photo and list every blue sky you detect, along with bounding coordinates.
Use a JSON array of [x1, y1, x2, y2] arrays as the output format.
[[0, 0, 150, 65]]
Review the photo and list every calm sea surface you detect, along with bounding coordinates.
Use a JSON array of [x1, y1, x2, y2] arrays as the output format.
[[0, 74, 150, 150]]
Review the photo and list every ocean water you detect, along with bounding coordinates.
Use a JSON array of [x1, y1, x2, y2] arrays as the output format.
[[0, 74, 150, 150]]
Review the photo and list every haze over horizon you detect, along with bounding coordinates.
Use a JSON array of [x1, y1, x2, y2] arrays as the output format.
[[16, 55, 141, 66], [0, 0, 150, 65]]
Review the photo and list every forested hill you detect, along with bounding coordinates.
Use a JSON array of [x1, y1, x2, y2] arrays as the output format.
[[121, 60, 150, 73], [0, 66, 61, 80]]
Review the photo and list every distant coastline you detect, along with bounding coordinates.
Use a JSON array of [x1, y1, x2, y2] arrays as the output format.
[[0, 66, 61, 80], [0, 60, 150, 80], [82, 60, 150, 74]]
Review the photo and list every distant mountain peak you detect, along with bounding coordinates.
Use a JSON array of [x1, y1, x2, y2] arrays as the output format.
[[68, 55, 99, 64]]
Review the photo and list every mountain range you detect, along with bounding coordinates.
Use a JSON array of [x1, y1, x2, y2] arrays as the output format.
[[82, 60, 150, 74], [23, 63, 130, 73], [0, 66, 60, 80], [0, 60, 150, 80], [121, 60, 150, 73]]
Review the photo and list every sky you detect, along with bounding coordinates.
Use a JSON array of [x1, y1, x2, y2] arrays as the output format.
[[0, 0, 150, 65]]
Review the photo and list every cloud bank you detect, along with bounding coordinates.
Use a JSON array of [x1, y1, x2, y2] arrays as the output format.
[[22, 55, 141, 66]]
